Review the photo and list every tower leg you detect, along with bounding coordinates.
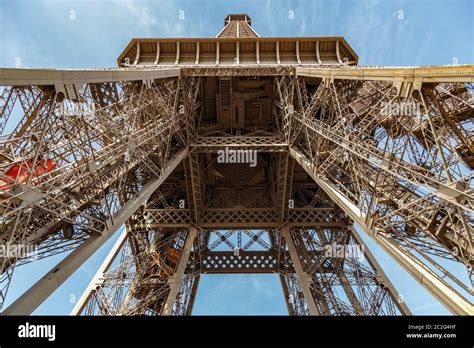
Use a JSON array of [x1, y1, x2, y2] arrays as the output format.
[[161, 227, 198, 315], [281, 225, 320, 315], [349, 226, 411, 315], [279, 274, 296, 316], [71, 228, 129, 315], [2, 148, 188, 315], [290, 147, 473, 315], [281, 225, 408, 315], [185, 275, 200, 316]]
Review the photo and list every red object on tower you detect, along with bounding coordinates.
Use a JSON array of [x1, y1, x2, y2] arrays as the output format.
[[0, 158, 56, 197]]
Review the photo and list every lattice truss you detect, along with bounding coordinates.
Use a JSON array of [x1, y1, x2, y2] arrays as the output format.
[[73, 224, 405, 316], [278, 75, 473, 313], [0, 65, 473, 316], [0, 77, 184, 309], [280, 226, 403, 315], [82, 228, 195, 316]]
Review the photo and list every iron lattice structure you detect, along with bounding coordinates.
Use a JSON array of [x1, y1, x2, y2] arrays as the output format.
[[0, 14, 472, 316]]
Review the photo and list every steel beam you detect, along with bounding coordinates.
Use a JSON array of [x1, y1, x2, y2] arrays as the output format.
[[281, 225, 320, 315], [0, 67, 180, 86], [191, 136, 288, 153], [349, 226, 412, 315], [296, 64, 474, 83], [135, 208, 347, 229], [289, 147, 473, 315], [185, 275, 200, 316], [161, 227, 198, 315], [200, 251, 279, 274], [279, 274, 296, 316], [2, 148, 189, 315], [70, 228, 129, 315]]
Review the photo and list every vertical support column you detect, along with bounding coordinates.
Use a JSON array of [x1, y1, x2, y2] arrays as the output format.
[[133, 42, 140, 65], [289, 146, 472, 315], [315, 228, 364, 315], [195, 42, 200, 65], [338, 272, 365, 315], [175, 42, 180, 66], [336, 40, 343, 64], [236, 41, 240, 65], [154, 42, 160, 65], [161, 227, 198, 315], [256, 41, 260, 64], [296, 41, 301, 64], [276, 153, 290, 223], [316, 41, 322, 64], [71, 228, 129, 315], [349, 226, 412, 315], [279, 274, 296, 316], [281, 225, 320, 315], [276, 41, 281, 64], [185, 274, 200, 316]]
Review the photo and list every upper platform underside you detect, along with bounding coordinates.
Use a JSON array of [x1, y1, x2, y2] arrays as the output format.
[[117, 37, 358, 67], [118, 13, 358, 67]]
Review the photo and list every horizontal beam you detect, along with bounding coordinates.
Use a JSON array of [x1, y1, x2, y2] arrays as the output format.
[[136, 208, 347, 229], [181, 66, 295, 76], [0, 68, 180, 86], [296, 64, 474, 83], [191, 136, 288, 152], [200, 251, 279, 274], [4, 64, 470, 88]]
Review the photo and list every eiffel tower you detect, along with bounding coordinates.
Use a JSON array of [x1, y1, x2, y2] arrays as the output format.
[[0, 14, 472, 316]]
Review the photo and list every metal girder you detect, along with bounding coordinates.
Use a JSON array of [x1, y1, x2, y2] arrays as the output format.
[[135, 208, 347, 229], [2, 148, 189, 315], [191, 136, 288, 152], [184, 274, 200, 316], [161, 227, 197, 315], [3, 14, 473, 318], [187, 153, 203, 224], [349, 226, 411, 315], [281, 225, 320, 315], [199, 250, 279, 274], [296, 64, 474, 83], [289, 147, 473, 315], [0, 78, 183, 310], [279, 274, 296, 315], [276, 153, 291, 223], [181, 66, 294, 77], [279, 224, 406, 316], [70, 228, 129, 315], [0, 86, 17, 133], [0, 67, 180, 87], [295, 112, 472, 212]]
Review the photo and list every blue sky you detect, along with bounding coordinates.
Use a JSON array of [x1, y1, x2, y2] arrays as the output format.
[[1, 0, 473, 315]]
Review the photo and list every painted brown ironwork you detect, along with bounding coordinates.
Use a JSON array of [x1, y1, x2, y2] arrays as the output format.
[[0, 14, 472, 316]]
